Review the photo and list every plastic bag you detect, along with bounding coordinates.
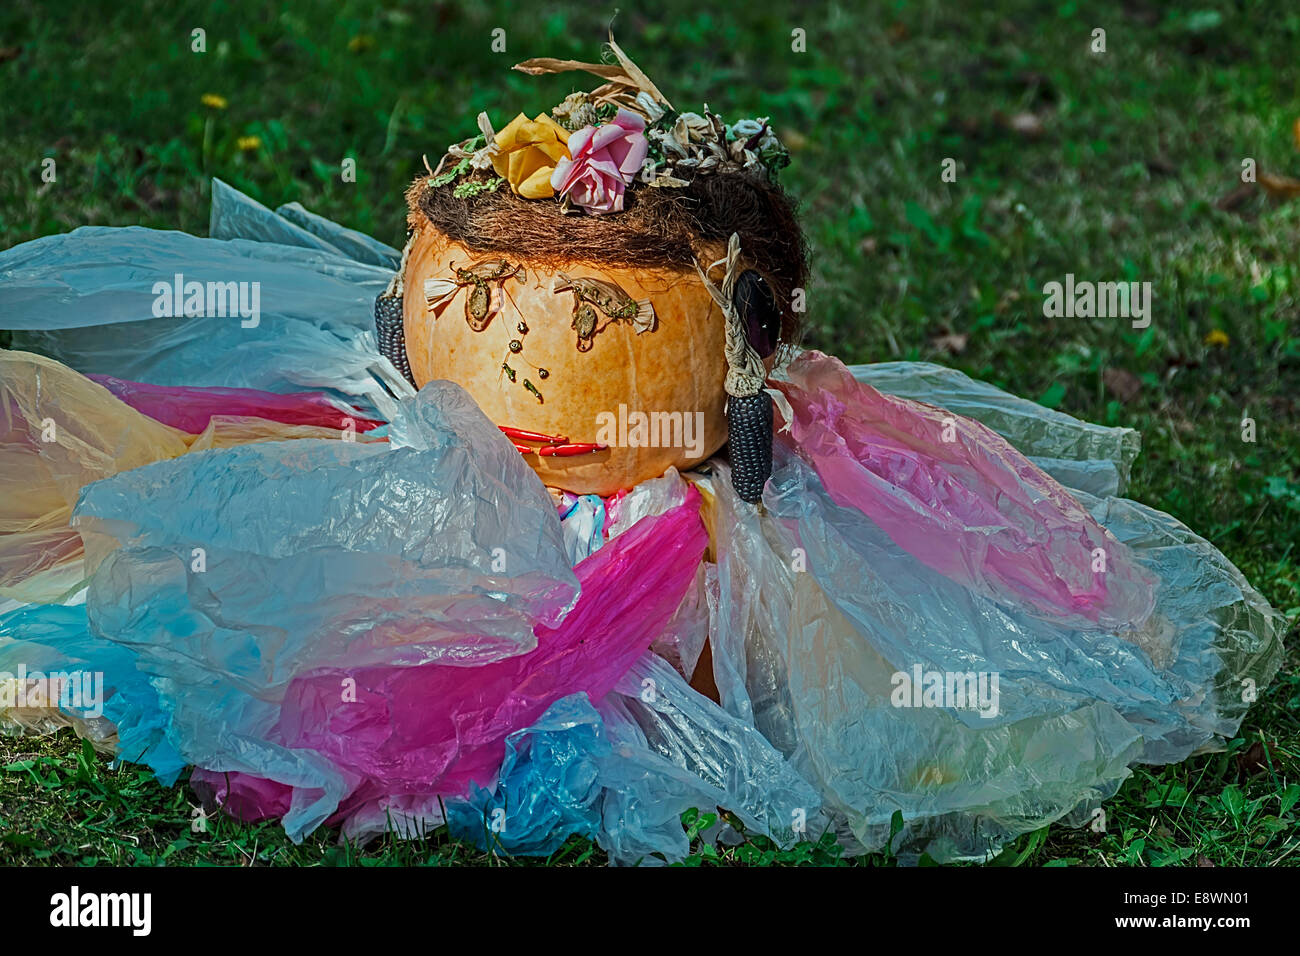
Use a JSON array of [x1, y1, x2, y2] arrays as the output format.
[[692, 429, 1285, 861], [0, 348, 387, 603], [0, 603, 187, 784], [71, 381, 578, 838], [208, 179, 400, 269], [773, 351, 1156, 630], [850, 360, 1141, 494], [0, 180, 411, 422], [88, 373, 384, 436], [444, 650, 823, 865], [0, 350, 189, 603], [194, 484, 708, 840]]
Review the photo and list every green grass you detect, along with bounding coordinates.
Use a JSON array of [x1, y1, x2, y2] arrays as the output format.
[[0, 0, 1297, 865]]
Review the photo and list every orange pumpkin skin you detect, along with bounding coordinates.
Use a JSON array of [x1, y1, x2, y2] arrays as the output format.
[[402, 215, 730, 496]]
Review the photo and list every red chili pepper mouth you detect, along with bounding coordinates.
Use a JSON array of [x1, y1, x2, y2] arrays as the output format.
[[499, 425, 568, 444], [537, 442, 609, 457], [499, 425, 606, 457]]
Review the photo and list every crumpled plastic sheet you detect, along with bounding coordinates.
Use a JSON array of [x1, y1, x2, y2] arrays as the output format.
[[0, 603, 187, 783], [181, 415, 386, 451], [693, 436, 1285, 861], [0, 349, 387, 603], [443, 651, 821, 865], [444, 693, 611, 857], [68, 381, 578, 838], [88, 373, 385, 436], [0, 179, 412, 422], [773, 351, 1157, 631], [192, 484, 709, 842], [0, 350, 189, 603], [209, 180, 401, 270], [597, 652, 823, 863], [557, 493, 607, 565], [851, 361, 1141, 496]]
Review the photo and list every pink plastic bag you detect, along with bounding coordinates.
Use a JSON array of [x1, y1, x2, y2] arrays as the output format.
[[88, 375, 384, 435], [774, 351, 1156, 629]]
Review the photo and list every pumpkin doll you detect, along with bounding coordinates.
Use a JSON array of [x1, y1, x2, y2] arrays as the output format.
[[372, 37, 805, 502], [0, 31, 1285, 863]]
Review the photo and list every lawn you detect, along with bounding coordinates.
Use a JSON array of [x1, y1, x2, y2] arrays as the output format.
[[0, 0, 1297, 866]]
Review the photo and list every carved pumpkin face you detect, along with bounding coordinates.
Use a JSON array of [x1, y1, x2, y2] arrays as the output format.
[[402, 213, 734, 496]]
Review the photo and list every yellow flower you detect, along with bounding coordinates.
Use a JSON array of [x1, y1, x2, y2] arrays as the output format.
[[201, 93, 228, 110], [1204, 329, 1230, 348], [348, 34, 374, 53], [237, 136, 262, 152], [490, 112, 570, 199]]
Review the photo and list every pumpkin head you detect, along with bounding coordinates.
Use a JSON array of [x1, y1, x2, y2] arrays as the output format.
[[402, 213, 739, 496], [378, 35, 809, 500]]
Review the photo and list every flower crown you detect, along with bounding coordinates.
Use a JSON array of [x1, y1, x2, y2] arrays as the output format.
[[426, 31, 791, 216]]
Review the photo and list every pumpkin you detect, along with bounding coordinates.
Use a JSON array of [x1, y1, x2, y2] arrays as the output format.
[[401, 211, 737, 496]]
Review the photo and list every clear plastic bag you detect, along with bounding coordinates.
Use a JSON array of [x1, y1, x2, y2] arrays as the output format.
[[0, 350, 189, 603], [1, 180, 411, 422]]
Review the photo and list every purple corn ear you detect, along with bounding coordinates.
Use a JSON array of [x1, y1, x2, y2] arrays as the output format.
[[727, 391, 774, 503]]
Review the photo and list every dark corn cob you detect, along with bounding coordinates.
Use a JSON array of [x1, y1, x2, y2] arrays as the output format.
[[727, 391, 773, 503], [374, 290, 416, 388]]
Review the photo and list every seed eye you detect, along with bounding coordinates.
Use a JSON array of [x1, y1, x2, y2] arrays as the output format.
[[735, 270, 780, 359]]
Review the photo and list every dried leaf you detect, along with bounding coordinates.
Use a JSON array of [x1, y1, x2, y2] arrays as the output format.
[[1214, 183, 1256, 212], [1103, 367, 1142, 403], [930, 332, 968, 355], [513, 30, 672, 115], [1259, 172, 1300, 199], [512, 57, 625, 80], [1235, 740, 1275, 780], [606, 30, 672, 109], [476, 111, 496, 148]]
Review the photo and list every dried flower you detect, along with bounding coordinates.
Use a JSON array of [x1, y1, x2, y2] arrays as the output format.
[[550, 109, 648, 215], [551, 92, 600, 132], [491, 112, 571, 199]]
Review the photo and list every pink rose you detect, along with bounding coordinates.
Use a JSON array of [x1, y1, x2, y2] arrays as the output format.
[[550, 109, 649, 215]]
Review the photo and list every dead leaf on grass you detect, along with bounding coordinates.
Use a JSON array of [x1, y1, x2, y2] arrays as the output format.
[[1103, 368, 1142, 403], [930, 333, 968, 355]]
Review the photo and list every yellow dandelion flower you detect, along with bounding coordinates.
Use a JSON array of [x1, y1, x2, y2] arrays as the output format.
[[348, 34, 375, 53], [1204, 329, 1230, 348], [201, 93, 228, 110], [237, 136, 262, 152]]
